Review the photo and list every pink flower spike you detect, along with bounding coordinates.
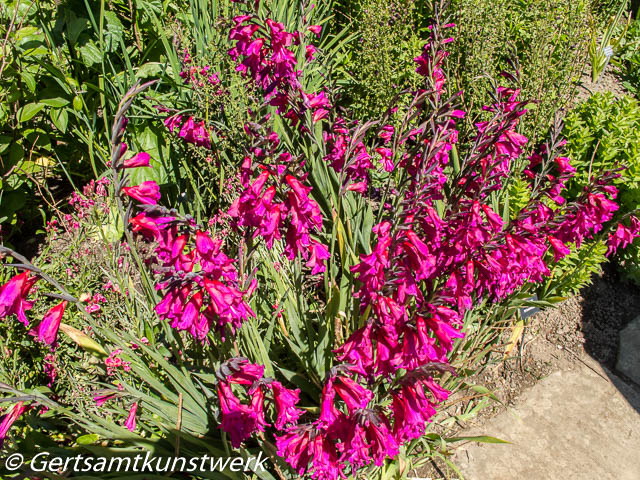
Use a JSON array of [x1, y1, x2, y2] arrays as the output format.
[[122, 181, 161, 205], [124, 402, 138, 432], [122, 152, 151, 169], [29, 301, 67, 347]]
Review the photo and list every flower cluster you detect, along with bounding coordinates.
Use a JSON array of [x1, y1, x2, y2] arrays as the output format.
[[228, 9, 327, 128], [126, 205, 255, 342], [227, 122, 329, 272], [607, 216, 640, 255], [180, 50, 223, 89], [268, 26, 628, 480], [322, 118, 375, 193], [216, 357, 303, 447], [164, 114, 212, 149]]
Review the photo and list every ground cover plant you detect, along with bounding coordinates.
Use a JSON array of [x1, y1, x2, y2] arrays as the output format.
[[1, 0, 639, 479]]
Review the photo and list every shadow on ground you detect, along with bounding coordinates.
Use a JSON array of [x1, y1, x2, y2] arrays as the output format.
[[580, 263, 640, 413]]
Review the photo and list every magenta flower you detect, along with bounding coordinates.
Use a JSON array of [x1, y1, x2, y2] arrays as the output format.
[[217, 381, 267, 448], [275, 424, 344, 479], [332, 375, 373, 412], [341, 410, 399, 468], [0, 402, 27, 447], [607, 221, 639, 255], [122, 181, 161, 205], [305, 44, 317, 61], [124, 402, 138, 432], [93, 391, 117, 407], [306, 241, 330, 275], [391, 377, 448, 443], [0, 272, 39, 326], [164, 114, 183, 133], [223, 358, 265, 385], [308, 25, 322, 37], [376, 147, 394, 172], [548, 235, 571, 261], [333, 324, 374, 376], [271, 381, 304, 430], [29, 300, 67, 347], [122, 152, 151, 169]]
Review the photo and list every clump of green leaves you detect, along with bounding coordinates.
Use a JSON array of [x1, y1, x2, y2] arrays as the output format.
[[0, 0, 183, 245]]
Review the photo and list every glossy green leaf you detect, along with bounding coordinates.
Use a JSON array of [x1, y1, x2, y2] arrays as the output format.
[[17, 102, 45, 123]]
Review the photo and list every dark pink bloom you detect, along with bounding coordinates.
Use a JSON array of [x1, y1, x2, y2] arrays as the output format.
[[223, 358, 265, 385], [164, 114, 183, 133], [122, 181, 161, 205], [333, 324, 374, 376], [376, 147, 394, 172], [0, 402, 27, 447], [333, 376, 373, 412], [29, 300, 67, 347], [217, 381, 267, 448], [424, 313, 464, 351], [548, 235, 571, 261], [607, 221, 639, 255], [308, 25, 322, 37], [271, 381, 304, 430], [0, 272, 39, 326], [305, 45, 317, 61], [341, 409, 399, 468], [94, 391, 117, 407], [392, 377, 448, 443], [276, 424, 343, 479], [306, 241, 330, 275], [124, 402, 138, 432], [122, 152, 151, 169]]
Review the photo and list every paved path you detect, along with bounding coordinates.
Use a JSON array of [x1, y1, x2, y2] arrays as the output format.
[[454, 359, 640, 480]]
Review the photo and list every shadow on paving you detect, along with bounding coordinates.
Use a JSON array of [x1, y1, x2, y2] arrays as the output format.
[[580, 262, 640, 413]]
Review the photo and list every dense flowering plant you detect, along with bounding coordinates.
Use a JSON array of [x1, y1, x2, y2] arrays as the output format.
[[0, 1, 638, 479]]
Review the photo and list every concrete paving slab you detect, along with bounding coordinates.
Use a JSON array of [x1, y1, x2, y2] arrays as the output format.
[[454, 360, 640, 480], [617, 316, 640, 385]]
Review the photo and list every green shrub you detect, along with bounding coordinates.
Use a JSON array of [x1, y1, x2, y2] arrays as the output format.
[[562, 92, 640, 283], [615, 16, 640, 96], [333, 0, 426, 118], [448, 0, 592, 140], [0, 0, 183, 245]]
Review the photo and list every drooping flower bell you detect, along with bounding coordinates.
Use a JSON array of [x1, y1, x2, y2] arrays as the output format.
[[124, 402, 138, 432], [29, 300, 67, 348]]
